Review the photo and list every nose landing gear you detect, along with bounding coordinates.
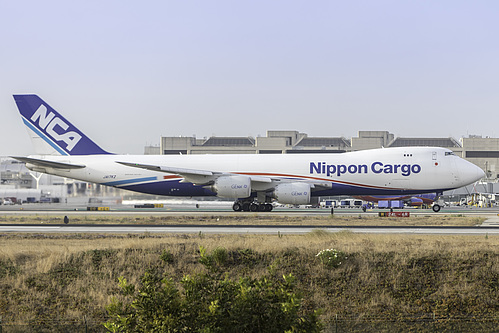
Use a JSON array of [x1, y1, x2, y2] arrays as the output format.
[[432, 204, 441, 212], [431, 192, 444, 212]]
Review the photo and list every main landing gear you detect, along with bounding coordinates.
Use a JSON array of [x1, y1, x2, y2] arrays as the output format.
[[232, 200, 273, 212]]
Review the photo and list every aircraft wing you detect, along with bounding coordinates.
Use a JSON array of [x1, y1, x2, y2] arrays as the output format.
[[117, 161, 277, 186], [117, 161, 224, 185], [308, 181, 333, 189], [11, 156, 86, 169], [116, 161, 215, 176], [116, 161, 331, 190]]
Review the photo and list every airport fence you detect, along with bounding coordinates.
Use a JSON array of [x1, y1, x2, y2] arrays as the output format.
[[0, 315, 498, 332]]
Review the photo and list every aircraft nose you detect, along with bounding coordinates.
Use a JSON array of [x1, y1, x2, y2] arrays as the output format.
[[461, 161, 485, 184], [475, 164, 486, 180]]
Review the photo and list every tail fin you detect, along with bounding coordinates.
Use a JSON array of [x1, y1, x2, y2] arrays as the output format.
[[13, 94, 111, 155]]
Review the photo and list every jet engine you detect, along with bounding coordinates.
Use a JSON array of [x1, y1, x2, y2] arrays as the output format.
[[211, 175, 251, 198], [273, 183, 311, 205]]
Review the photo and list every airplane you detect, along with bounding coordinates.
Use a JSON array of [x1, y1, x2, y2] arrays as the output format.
[[355, 193, 437, 206], [354, 193, 438, 211], [11, 94, 485, 213]]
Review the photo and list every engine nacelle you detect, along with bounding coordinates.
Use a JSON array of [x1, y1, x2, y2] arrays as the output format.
[[212, 175, 251, 198], [273, 183, 311, 205]]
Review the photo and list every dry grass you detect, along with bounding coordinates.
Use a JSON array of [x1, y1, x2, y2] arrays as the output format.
[[0, 231, 498, 331], [0, 213, 487, 226]]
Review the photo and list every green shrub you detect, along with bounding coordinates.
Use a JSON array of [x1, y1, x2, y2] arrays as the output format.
[[211, 247, 228, 266], [316, 248, 347, 268], [105, 258, 322, 332], [160, 249, 174, 264], [198, 246, 229, 270]]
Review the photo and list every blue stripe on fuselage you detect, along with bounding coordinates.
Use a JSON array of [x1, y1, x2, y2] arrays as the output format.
[[102, 177, 158, 186]]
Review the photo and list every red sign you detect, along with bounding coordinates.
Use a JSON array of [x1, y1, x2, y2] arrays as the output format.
[[378, 212, 410, 217]]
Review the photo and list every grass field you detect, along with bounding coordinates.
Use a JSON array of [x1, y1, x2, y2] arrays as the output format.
[[0, 215, 498, 332], [0, 212, 487, 226]]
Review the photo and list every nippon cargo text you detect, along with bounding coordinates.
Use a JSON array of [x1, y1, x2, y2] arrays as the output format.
[[310, 162, 422, 177]]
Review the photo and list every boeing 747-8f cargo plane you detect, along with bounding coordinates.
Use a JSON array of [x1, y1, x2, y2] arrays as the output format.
[[12, 95, 484, 212]]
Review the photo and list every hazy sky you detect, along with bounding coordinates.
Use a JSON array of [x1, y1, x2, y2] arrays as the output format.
[[1, 1, 498, 156]]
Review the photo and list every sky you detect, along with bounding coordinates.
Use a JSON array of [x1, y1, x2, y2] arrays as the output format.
[[1, 0, 498, 156]]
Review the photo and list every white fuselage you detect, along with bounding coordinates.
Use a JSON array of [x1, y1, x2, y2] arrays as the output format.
[[25, 147, 484, 198]]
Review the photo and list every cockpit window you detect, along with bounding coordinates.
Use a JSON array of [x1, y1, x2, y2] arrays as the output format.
[[445, 151, 455, 156]]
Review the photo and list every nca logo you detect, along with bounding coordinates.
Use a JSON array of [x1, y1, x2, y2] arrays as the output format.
[[31, 105, 82, 151]]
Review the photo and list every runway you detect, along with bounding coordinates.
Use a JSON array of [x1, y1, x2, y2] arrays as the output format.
[[1, 205, 498, 235], [0, 204, 497, 216], [1, 223, 499, 235]]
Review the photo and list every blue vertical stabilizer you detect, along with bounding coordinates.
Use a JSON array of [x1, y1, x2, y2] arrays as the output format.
[[14, 95, 111, 155]]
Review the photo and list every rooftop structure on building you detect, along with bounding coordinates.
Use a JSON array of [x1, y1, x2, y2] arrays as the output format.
[[388, 137, 461, 148], [158, 130, 350, 155]]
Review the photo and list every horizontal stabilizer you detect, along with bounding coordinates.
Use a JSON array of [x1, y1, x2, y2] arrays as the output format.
[[11, 156, 86, 169]]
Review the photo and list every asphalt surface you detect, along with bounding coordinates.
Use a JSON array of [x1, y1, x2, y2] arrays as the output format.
[[1, 204, 498, 234], [1, 223, 499, 234]]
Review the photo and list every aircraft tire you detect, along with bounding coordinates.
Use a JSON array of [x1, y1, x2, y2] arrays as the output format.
[[265, 204, 273, 212], [232, 202, 242, 212], [242, 202, 250, 211], [432, 204, 441, 213], [331, 207, 334, 215], [250, 203, 259, 212]]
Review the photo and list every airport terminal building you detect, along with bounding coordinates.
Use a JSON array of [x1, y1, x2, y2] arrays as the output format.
[[147, 130, 499, 181]]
